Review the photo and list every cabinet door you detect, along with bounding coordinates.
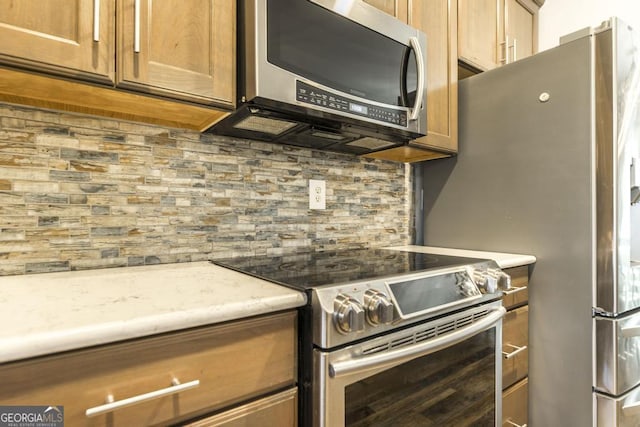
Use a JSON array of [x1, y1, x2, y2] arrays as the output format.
[[409, 0, 458, 153], [0, 0, 114, 82], [503, 378, 528, 427], [184, 388, 297, 427], [363, 0, 408, 21], [503, 305, 529, 389], [504, 0, 535, 63], [458, 0, 500, 71], [117, 0, 235, 107]]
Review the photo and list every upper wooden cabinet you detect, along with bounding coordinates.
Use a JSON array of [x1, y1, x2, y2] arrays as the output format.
[[364, 0, 458, 163], [0, 0, 233, 131], [0, 0, 115, 83], [362, 0, 408, 20], [117, 0, 235, 106], [458, 0, 541, 71]]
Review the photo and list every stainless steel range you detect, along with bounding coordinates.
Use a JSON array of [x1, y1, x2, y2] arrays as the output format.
[[214, 248, 511, 426]]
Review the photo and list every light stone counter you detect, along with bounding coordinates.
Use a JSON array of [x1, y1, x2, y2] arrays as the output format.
[[0, 262, 306, 364], [386, 245, 536, 268]]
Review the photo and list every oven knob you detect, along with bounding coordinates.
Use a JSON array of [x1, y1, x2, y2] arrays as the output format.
[[488, 268, 512, 290], [364, 289, 394, 325], [472, 269, 497, 293], [333, 294, 365, 334]]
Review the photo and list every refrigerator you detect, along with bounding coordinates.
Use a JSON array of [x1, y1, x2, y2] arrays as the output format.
[[418, 18, 640, 426]]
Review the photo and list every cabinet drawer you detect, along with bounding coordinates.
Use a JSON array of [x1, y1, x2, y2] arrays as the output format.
[[503, 265, 529, 309], [503, 378, 528, 427], [503, 305, 528, 389], [185, 388, 297, 427], [0, 311, 297, 426]]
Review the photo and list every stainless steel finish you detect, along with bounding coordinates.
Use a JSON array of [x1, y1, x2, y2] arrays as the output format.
[[134, 0, 141, 53], [93, 0, 100, 42], [419, 17, 640, 426], [408, 36, 425, 121], [363, 289, 394, 325], [329, 306, 505, 378], [333, 294, 365, 334], [596, 312, 640, 395], [596, 387, 640, 427], [312, 260, 503, 349], [243, 0, 427, 135], [594, 21, 640, 315], [502, 343, 528, 359], [314, 300, 504, 427], [85, 378, 200, 417]]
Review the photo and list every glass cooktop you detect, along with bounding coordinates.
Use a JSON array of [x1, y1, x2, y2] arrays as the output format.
[[212, 248, 488, 290]]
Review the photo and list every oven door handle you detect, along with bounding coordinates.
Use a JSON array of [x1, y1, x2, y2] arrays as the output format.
[[329, 306, 506, 378]]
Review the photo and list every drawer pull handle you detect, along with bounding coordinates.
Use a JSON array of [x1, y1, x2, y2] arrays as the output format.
[[505, 420, 527, 427], [503, 343, 527, 359], [134, 0, 141, 53], [85, 378, 200, 417], [93, 0, 100, 42], [502, 286, 527, 296]]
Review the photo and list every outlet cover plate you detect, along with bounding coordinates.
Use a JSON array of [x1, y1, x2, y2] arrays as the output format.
[[309, 179, 326, 210]]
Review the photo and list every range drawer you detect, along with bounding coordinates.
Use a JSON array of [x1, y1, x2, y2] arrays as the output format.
[[503, 378, 528, 427], [0, 311, 297, 426], [502, 266, 529, 310], [596, 310, 640, 395], [502, 305, 528, 389]]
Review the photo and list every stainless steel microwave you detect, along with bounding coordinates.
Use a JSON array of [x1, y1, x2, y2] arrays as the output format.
[[207, 0, 427, 155]]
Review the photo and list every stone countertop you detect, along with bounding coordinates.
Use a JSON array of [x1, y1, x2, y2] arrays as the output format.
[[0, 262, 306, 364], [386, 245, 536, 268]]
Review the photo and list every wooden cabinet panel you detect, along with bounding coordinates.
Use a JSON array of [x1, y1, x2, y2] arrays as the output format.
[[0, 0, 114, 82], [363, 0, 408, 21], [365, 0, 458, 162], [502, 305, 529, 389], [458, 0, 499, 71], [185, 388, 297, 427], [505, 0, 535, 62], [410, 0, 458, 154], [503, 378, 528, 427], [503, 265, 529, 310], [0, 311, 297, 427], [458, 0, 539, 71], [117, 0, 235, 107]]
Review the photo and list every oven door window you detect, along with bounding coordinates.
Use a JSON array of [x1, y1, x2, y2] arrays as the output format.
[[344, 329, 497, 426]]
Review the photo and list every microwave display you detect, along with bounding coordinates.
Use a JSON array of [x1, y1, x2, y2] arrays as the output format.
[[267, 0, 418, 107], [296, 80, 408, 127]]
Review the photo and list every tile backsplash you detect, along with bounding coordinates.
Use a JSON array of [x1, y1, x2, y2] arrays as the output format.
[[0, 103, 412, 275]]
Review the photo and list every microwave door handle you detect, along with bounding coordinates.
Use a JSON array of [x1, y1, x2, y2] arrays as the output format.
[[408, 36, 425, 122], [329, 306, 506, 378]]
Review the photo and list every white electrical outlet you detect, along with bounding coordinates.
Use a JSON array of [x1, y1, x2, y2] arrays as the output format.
[[309, 179, 326, 210]]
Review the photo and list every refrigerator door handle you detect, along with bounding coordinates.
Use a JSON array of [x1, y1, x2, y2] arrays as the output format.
[[623, 399, 640, 416], [621, 325, 640, 338]]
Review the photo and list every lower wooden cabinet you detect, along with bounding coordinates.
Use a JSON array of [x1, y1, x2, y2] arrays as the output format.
[[185, 388, 297, 427], [0, 311, 297, 426], [501, 265, 530, 426], [503, 378, 528, 427], [502, 305, 529, 389]]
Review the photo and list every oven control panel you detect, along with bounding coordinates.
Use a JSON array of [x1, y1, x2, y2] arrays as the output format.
[[315, 261, 510, 348]]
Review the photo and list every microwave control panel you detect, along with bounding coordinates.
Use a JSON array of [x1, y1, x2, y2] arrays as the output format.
[[296, 80, 408, 127]]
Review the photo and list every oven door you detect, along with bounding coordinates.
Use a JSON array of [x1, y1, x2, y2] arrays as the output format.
[[313, 302, 505, 427]]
